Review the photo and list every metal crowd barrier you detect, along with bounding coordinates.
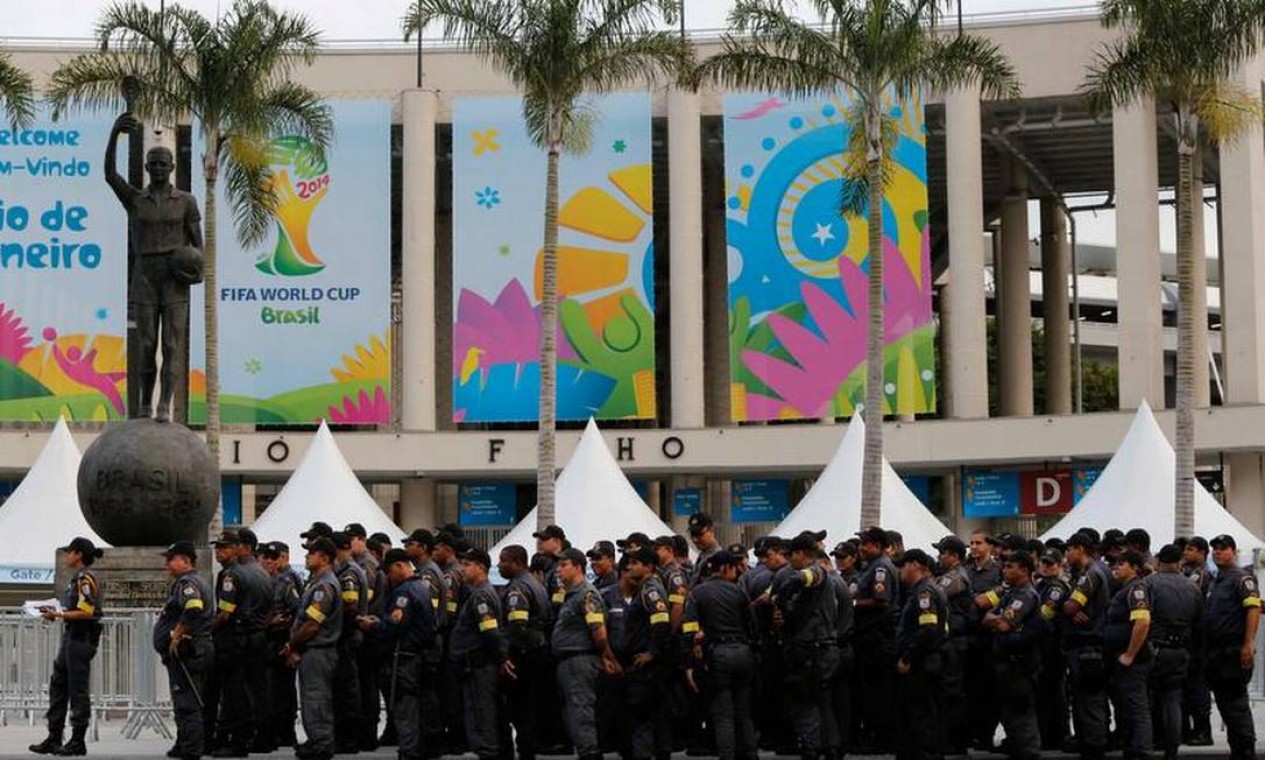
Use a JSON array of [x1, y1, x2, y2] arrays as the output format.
[[0, 608, 171, 739]]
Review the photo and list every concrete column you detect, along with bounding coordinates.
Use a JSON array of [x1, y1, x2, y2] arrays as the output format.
[[1040, 200, 1072, 415], [1219, 57, 1265, 405], [1225, 453, 1265, 541], [401, 90, 438, 431], [942, 87, 990, 420], [998, 159, 1033, 416], [1113, 100, 1165, 409], [668, 90, 706, 428], [399, 478, 438, 531], [1190, 148, 1211, 408]]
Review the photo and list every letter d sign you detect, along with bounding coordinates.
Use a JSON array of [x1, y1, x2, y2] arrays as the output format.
[[1036, 477, 1061, 508]]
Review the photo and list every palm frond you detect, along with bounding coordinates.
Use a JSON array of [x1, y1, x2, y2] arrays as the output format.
[[1192, 81, 1265, 146], [0, 53, 36, 129], [219, 133, 277, 248], [923, 32, 1021, 101], [577, 29, 695, 93], [403, 0, 525, 83], [1081, 36, 1155, 115]]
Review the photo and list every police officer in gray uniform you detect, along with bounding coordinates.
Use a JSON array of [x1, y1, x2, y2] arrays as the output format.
[[154, 541, 214, 760], [1104, 550, 1154, 760], [330, 531, 369, 753], [1035, 548, 1072, 750], [621, 547, 674, 760], [208, 530, 270, 756], [286, 537, 343, 760], [933, 535, 973, 754], [892, 548, 947, 760], [450, 546, 511, 760], [1147, 543, 1202, 760], [262, 542, 303, 750], [1061, 531, 1112, 759], [851, 526, 896, 752], [499, 544, 555, 760], [982, 551, 1043, 760], [552, 547, 623, 760], [358, 548, 440, 760], [1202, 534, 1260, 760], [347, 523, 387, 750], [1180, 536, 1214, 746]]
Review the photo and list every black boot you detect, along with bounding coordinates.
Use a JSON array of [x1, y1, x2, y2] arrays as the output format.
[[28, 732, 62, 755], [53, 729, 86, 757]]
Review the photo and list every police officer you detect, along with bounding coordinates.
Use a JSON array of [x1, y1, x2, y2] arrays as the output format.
[[964, 530, 1002, 751], [826, 544, 855, 760], [747, 537, 793, 753], [1035, 547, 1072, 750], [621, 547, 673, 760], [588, 542, 618, 591], [285, 537, 342, 760], [1147, 543, 1201, 760], [932, 535, 973, 755], [404, 529, 448, 628], [433, 530, 468, 753], [687, 513, 722, 587], [154, 541, 214, 760], [829, 541, 860, 595], [982, 550, 1042, 760], [498, 545, 554, 760], [235, 528, 273, 755], [553, 547, 622, 760], [1202, 534, 1260, 760], [327, 531, 369, 753], [683, 550, 756, 760], [347, 523, 386, 750], [262, 541, 303, 750], [532, 524, 567, 608], [892, 548, 947, 760], [450, 546, 511, 760], [30, 537, 105, 757], [1180, 535, 1213, 746], [1105, 550, 1154, 760], [357, 548, 440, 760], [851, 526, 896, 753], [209, 530, 270, 756], [1062, 531, 1112, 759], [598, 557, 635, 756]]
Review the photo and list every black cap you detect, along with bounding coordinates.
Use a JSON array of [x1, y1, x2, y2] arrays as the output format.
[[344, 523, 368, 539], [532, 524, 567, 541], [1210, 534, 1237, 550], [586, 541, 616, 560], [1074, 527, 1101, 545], [369, 532, 392, 545], [459, 546, 492, 569], [856, 526, 890, 547], [1102, 528, 1125, 542], [1112, 550, 1147, 569], [161, 541, 197, 561], [383, 548, 412, 566], [672, 535, 690, 556], [307, 537, 338, 560], [559, 547, 588, 569], [796, 529, 827, 544], [331, 531, 353, 550], [688, 512, 714, 536], [1026, 539, 1046, 555], [789, 533, 820, 554], [434, 531, 464, 550], [210, 530, 240, 547], [707, 550, 740, 571], [726, 542, 747, 555], [1040, 548, 1063, 565], [439, 523, 465, 539], [405, 528, 436, 548], [59, 536, 99, 556], [1003, 551, 1035, 572], [301, 521, 334, 541], [1102, 533, 1126, 551], [885, 530, 904, 546], [986, 533, 1026, 552], [262, 541, 290, 557], [237, 528, 258, 549], [1156, 544, 1183, 564], [1066, 532, 1097, 549], [894, 548, 934, 570], [760, 536, 787, 554], [1125, 528, 1151, 548], [830, 541, 857, 558], [617, 532, 651, 550], [932, 536, 967, 557], [1045, 538, 1067, 552], [625, 547, 658, 567], [1186, 536, 1210, 554], [652, 534, 677, 548]]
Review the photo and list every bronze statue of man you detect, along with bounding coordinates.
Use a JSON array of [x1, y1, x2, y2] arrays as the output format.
[[105, 113, 204, 423]]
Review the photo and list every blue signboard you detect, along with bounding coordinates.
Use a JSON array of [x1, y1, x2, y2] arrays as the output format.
[[730, 480, 791, 524], [1074, 467, 1103, 503], [674, 488, 703, 518], [459, 483, 518, 526], [962, 471, 1020, 518], [222, 478, 243, 526]]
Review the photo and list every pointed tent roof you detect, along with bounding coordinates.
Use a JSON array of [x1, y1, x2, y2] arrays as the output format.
[[251, 421, 406, 554], [774, 415, 952, 551], [0, 418, 107, 584], [1039, 402, 1263, 550], [491, 419, 674, 565]]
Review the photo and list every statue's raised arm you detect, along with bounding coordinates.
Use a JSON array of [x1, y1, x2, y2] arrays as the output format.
[[104, 113, 141, 208]]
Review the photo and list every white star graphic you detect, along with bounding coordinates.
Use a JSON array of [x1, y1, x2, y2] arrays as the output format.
[[811, 222, 836, 246]]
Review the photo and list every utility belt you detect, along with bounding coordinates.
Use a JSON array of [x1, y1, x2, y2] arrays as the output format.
[[709, 635, 749, 646], [1153, 634, 1191, 649], [554, 649, 596, 663], [65, 620, 103, 645], [452, 649, 495, 668]]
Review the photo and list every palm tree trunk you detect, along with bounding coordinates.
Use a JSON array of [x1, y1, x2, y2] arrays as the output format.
[[203, 131, 223, 540], [860, 114, 885, 528], [537, 144, 560, 527], [1174, 117, 1196, 537]]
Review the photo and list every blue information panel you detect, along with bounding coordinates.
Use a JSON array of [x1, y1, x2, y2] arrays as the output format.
[[962, 471, 1020, 518], [674, 488, 703, 517], [730, 480, 791, 524], [459, 483, 518, 526], [1074, 467, 1103, 503]]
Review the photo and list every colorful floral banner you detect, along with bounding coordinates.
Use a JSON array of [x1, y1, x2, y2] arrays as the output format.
[[724, 92, 936, 421], [191, 100, 391, 424], [0, 110, 128, 422], [452, 94, 656, 423]]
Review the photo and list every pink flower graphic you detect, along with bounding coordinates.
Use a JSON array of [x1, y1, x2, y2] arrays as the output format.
[[328, 386, 390, 424]]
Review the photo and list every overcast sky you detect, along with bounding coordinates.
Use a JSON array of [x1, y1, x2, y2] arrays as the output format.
[[7, 0, 1098, 40]]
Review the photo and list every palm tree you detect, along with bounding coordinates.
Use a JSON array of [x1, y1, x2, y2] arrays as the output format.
[[404, 0, 693, 527], [1084, 0, 1265, 538], [0, 52, 35, 128], [699, 0, 1018, 525], [48, 0, 332, 535]]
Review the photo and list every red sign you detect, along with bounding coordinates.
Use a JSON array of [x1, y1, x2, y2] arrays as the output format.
[[1020, 470, 1075, 515]]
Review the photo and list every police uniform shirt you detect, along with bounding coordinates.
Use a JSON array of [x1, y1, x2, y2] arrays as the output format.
[[503, 572, 552, 651], [896, 577, 947, 664], [236, 555, 273, 628], [552, 581, 607, 655], [683, 575, 751, 644], [855, 554, 898, 630], [989, 583, 1042, 655], [600, 583, 632, 661], [1104, 576, 1152, 656], [593, 570, 618, 591], [371, 576, 438, 654], [415, 558, 448, 627], [1035, 574, 1071, 627], [624, 576, 672, 658], [738, 562, 773, 601], [63, 567, 103, 623], [936, 564, 975, 636], [216, 562, 248, 621], [156, 569, 213, 645], [1202, 565, 1262, 645], [271, 566, 303, 622], [440, 559, 466, 620], [1066, 561, 1111, 641], [356, 551, 385, 614], [774, 564, 837, 644], [841, 569, 860, 598], [691, 546, 719, 586], [1183, 562, 1212, 596], [1147, 570, 1201, 646], [965, 557, 1002, 594], [293, 569, 343, 648], [658, 561, 690, 612], [449, 580, 507, 663], [336, 558, 370, 627], [828, 571, 855, 644]]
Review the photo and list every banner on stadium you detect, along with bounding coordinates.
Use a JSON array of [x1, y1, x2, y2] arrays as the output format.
[[723, 91, 936, 421], [191, 100, 392, 424], [0, 110, 128, 422], [451, 94, 656, 423], [730, 479, 791, 523], [964, 467, 1104, 518], [458, 483, 519, 527]]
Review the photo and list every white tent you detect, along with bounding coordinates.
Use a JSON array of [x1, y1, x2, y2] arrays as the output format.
[[250, 421, 406, 555], [490, 419, 674, 564], [1039, 402, 1263, 550], [774, 415, 952, 551], [0, 417, 107, 585]]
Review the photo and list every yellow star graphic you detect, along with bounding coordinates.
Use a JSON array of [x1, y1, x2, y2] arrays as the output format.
[[472, 128, 501, 156]]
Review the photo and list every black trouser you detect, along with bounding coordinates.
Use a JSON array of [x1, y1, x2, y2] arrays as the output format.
[[1067, 644, 1109, 757], [1108, 652, 1152, 760], [334, 631, 363, 748], [829, 643, 854, 758], [994, 655, 1041, 759], [359, 639, 381, 747], [213, 628, 262, 749], [381, 650, 424, 760], [167, 638, 212, 758], [505, 646, 550, 759], [706, 642, 757, 760], [1205, 643, 1257, 759], [625, 659, 669, 760], [785, 642, 839, 756], [964, 635, 999, 747], [1150, 645, 1188, 759], [1036, 641, 1068, 750], [755, 641, 790, 750], [265, 631, 298, 747], [854, 630, 894, 750], [895, 650, 944, 760], [47, 630, 98, 736], [457, 653, 502, 760], [941, 636, 969, 751], [1182, 640, 1212, 739], [298, 646, 338, 754], [440, 640, 466, 752]]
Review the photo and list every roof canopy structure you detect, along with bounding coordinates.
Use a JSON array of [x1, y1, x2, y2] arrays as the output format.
[[774, 415, 952, 551], [251, 421, 406, 554], [490, 419, 674, 565], [0, 418, 107, 585], [1039, 402, 1263, 550]]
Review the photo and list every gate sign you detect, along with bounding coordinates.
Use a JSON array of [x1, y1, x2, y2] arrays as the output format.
[[1020, 470, 1075, 516], [962, 471, 1020, 518], [458, 483, 518, 527], [730, 480, 790, 523]]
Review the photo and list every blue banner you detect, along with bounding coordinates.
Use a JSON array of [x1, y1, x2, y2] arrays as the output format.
[[962, 471, 1020, 518], [459, 483, 518, 527], [730, 480, 791, 523], [1074, 467, 1102, 503], [673, 487, 703, 518]]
